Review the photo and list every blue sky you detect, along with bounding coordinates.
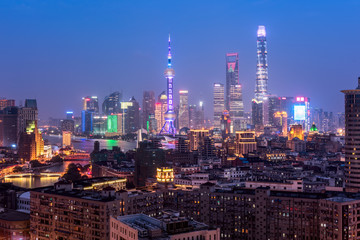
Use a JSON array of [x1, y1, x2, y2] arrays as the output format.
[[0, 0, 359, 120]]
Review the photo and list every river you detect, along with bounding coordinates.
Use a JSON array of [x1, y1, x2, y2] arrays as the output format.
[[4, 136, 137, 189]]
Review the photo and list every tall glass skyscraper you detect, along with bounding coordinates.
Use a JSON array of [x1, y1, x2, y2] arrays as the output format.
[[213, 83, 225, 128], [178, 90, 189, 130], [225, 53, 239, 110], [226, 53, 244, 131], [252, 25, 268, 127], [255, 25, 268, 101]]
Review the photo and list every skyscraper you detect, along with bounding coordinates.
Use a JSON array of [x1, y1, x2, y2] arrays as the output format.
[[213, 83, 225, 128], [18, 99, 38, 134], [102, 92, 121, 115], [225, 53, 244, 131], [255, 25, 268, 101], [160, 35, 176, 136], [82, 96, 99, 113], [0, 106, 18, 147], [342, 77, 360, 190], [225, 53, 239, 111], [178, 90, 189, 130], [252, 25, 269, 127], [155, 92, 167, 132], [229, 84, 244, 131], [142, 91, 155, 129], [125, 97, 140, 133]]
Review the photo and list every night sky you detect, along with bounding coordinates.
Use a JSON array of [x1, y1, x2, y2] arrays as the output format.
[[0, 0, 359, 120]]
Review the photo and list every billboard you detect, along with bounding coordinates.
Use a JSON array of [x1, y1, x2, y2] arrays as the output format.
[[294, 105, 306, 121], [107, 115, 118, 133]]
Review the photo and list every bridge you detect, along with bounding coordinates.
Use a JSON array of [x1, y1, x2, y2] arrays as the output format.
[[4, 172, 62, 178]]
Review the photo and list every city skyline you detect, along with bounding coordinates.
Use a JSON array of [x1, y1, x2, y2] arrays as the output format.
[[0, 1, 359, 120]]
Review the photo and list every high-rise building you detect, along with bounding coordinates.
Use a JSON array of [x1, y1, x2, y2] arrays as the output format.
[[155, 92, 167, 132], [235, 131, 257, 156], [81, 110, 93, 135], [102, 92, 121, 115], [82, 96, 99, 113], [66, 111, 74, 120], [288, 124, 304, 140], [0, 98, 15, 110], [93, 115, 107, 135], [213, 83, 225, 128], [61, 119, 75, 133], [229, 84, 244, 131], [18, 99, 38, 134], [252, 26, 269, 127], [18, 121, 44, 162], [0, 106, 18, 147], [188, 129, 209, 151], [178, 90, 189, 130], [62, 131, 71, 147], [254, 25, 268, 101], [189, 104, 204, 129], [134, 140, 166, 186], [225, 53, 239, 110], [142, 91, 155, 129], [125, 97, 140, 133], [342, 77, 360, 190], [160, 35, 176, 136]]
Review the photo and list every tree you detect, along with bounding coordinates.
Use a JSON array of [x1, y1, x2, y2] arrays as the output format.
[[12, 166, 23, 173], [62, 163, 82, 181]]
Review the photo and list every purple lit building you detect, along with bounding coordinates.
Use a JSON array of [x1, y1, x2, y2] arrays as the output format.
[[160, 35, 176, 136]]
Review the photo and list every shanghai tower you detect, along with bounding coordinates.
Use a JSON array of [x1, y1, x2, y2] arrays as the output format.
[[255, 25, 268, 101], [252, 25, 268, 127]]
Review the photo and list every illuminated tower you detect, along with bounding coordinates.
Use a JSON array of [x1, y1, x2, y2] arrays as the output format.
[[252, 25, 268, 127], [160, 35, 176, 136], [255, 25, 268, 101]]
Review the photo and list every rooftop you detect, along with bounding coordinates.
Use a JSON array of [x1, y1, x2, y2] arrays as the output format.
[[0, 209, 29, 222]]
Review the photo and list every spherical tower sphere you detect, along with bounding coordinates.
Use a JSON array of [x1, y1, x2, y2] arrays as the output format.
[[164, 68, 175, 78], [164, 111, 176, 121]]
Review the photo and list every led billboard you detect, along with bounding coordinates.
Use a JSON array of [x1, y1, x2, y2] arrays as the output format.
[[294, 105, 306, 121]]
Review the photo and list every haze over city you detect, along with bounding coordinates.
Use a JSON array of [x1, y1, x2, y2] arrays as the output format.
[[1, 0, 359, 119]]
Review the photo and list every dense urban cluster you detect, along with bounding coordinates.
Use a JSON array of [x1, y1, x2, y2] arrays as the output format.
[[0, 25, 355, 240]]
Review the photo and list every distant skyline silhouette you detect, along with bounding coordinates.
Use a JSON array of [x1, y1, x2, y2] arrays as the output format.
[[0, 0, 359, 120]]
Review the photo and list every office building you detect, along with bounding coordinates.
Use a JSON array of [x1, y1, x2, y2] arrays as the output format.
[[342, 77, 360, 190], [134, 141, 166, 186], [188, 129, 209, 151], [125, 97, 140, 133], [142, 91, 155, 129], [160, 35, 176, 136], [0, 98, 15, 110], [178, 90, 189, 130], [0, 106, 18, 147], [66, 111, 74, 120], [155, 92, 167, 133], [93, 115, 107, 135], [213, 83, 225, 128], [18, 99, 38, 134], [61, 119, 75, 133], [18, 121, 44, 162], [102, 92, 121, 115], [252, 26, 269, 127], [62, 131, 72, 147], [288, 124, 304, 140], [235, 131, 257, 156], [81, 110, 93, 135], [229, 84, 244, 131], [82, 96, 99, 113]]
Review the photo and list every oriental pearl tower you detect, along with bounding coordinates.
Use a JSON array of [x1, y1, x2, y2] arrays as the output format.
[[159, 35, 176, 136]]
